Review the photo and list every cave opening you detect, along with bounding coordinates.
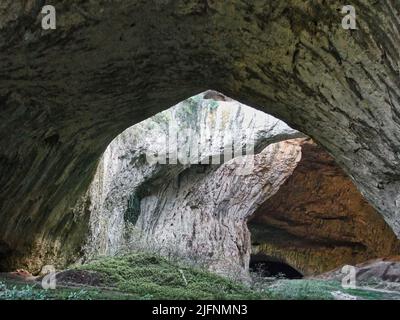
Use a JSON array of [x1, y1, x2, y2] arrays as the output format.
[[249, 254, 303, 279], [247, 139, 400, 276], [76, 89, 400, 281], [2, 3, 400, 299], [1, 90, 399, 281]]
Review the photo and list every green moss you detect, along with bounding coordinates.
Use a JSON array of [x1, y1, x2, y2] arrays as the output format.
[[77, 253, 262, 300], [2, 256, 400, 300], [176, 99, 199, 125], [208, 100, 219, 111]]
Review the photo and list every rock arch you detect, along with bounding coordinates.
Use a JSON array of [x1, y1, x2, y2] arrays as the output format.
[[0, 1, 399, 270]]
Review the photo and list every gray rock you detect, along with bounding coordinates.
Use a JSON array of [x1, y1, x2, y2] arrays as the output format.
[[317, 258, 400, 283], [80, 94, 302, 278], [1, 1, 400, 271]]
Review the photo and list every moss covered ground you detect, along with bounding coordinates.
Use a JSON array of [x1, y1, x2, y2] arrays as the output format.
[[76, 253, 262, 300], [1, 253, 399, 300]]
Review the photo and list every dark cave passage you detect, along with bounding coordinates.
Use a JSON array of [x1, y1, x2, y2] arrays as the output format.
[[249, 255, 303, 279]]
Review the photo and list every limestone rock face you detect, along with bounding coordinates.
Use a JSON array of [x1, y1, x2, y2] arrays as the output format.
[[134, 140, 302, 279], [1, 1, 400, 270], [83, 134, 400, 279], [81, 94, 302, 279], [250, 141, 400, 276]]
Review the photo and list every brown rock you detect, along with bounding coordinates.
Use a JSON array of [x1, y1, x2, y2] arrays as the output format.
[[249, 140, 400, 276]]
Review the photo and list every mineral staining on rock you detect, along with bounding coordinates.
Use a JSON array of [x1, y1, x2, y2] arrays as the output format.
[[250, 141, 400, 276]]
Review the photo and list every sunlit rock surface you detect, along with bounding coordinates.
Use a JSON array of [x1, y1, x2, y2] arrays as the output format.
[[135, 140, 302, 279], [80, 94, 302, 279], [82, 130, 400, 279]]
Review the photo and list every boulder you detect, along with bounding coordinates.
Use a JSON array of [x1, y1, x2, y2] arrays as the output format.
[[318, 257, 400, 283]]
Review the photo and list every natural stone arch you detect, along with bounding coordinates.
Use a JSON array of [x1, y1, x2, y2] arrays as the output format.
[[0, 1, 400, 270], [78, 94, 304, 280], [75, 94, 400, 281]]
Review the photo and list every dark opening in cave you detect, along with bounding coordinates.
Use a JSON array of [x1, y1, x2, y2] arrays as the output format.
[[249, 255, 303, 279]]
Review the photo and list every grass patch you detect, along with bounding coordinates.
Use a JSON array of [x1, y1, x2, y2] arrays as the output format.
[[2, 253, 400, 300], [0, 280, 102, 300], [77, 253, 263, 300]]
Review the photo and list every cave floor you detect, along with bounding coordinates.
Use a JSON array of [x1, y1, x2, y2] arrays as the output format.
[[0, 254, 399, 300]]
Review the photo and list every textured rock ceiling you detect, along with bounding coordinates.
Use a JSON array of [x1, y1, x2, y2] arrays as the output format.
[[0, 1, 400, 270]]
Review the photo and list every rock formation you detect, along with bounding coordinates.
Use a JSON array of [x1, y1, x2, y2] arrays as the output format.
[[134, 140, 302, 279], [250, 141, 400, 276], [81, 98, 400, 279], [80, 94, 302, 279], [317, 257, 400, 284], [0, 1, 400, 271]]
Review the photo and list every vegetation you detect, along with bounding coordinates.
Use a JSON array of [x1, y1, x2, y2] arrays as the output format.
[[1, 253, 263, 300], [78, 253, 262, 300], [260, 279, 400, 300], [0, 280, 99, 300], [1, 253, 400, 300]]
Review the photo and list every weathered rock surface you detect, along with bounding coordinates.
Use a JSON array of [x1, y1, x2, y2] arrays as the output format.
[[317, 257, 400, 284], [0, 1, 400, 270], [250, 141, 400, 276], [83, 123, 399, 279], [80, 94, 302, 279], [134, 140, 302, 279]]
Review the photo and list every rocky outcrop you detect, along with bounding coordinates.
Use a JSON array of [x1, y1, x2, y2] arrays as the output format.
[[1, 1, 400, 270], [249, 141, 400, 276], [82, 107, 400, 279], [134, 140, 302, 279], [80, 94, 302, 279], [317, 257, 400, 284]]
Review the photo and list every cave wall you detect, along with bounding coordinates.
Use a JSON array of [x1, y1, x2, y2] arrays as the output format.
[[249, 140, 400, 276], [79, 94, 302, 279], [134, 140, 302, 279], [0, 1, 400, 270]]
